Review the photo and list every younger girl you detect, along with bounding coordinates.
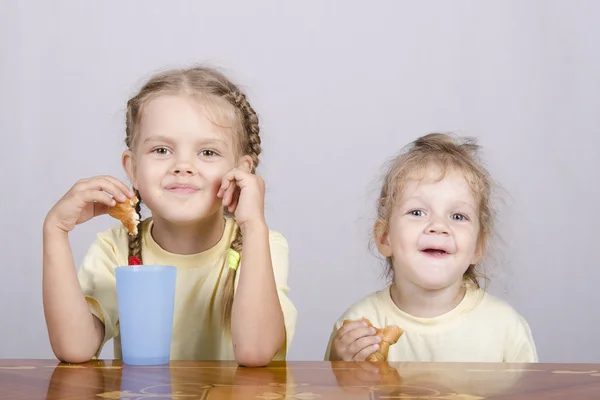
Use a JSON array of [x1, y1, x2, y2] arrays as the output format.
[[42, 66, 297, 367], [325, 133, 537, 362]]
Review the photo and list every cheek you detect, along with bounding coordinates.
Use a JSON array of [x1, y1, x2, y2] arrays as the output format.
[[456, 226, 479, 252], [135, 166, 157, 186], [388, 219, 419, 248], [201, 165, 231, 192], [135, 157, 159, 177]]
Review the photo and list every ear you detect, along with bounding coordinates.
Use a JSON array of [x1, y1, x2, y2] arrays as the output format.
[[374, 219, 393, 258], [122, 149, 137, 189], [237, 154, 253, 173]]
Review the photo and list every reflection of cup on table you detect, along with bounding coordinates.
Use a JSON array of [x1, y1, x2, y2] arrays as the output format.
[[120, 364, 173, 396], [116, 265, 177, 366]]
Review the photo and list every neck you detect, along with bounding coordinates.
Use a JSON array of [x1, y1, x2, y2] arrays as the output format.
[[390, 278, 466, 318], [150, 212, 226, 255]]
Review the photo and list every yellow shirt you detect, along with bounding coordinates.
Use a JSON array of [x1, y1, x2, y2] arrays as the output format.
[[78, 217, 297, 361], [324, 282, 538, 363]]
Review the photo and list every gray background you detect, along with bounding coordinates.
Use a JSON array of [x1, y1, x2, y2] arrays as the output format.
[[1, 0, 599, 362]]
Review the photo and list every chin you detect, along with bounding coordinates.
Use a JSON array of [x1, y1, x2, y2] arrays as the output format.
[[414, 280, 452, 291], [151, 202, 222, 222], [161, 211, 219, 224], [412, 273, 463, 291]]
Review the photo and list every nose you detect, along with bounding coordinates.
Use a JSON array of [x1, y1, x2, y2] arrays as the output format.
[[424, 219, 450, 236], [171, 158, 195, 176]]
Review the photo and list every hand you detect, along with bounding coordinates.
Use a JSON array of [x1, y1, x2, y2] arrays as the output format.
[[45, 176, 135, 234], [217, 167, 265, 228], [329, 319, 382, 361]]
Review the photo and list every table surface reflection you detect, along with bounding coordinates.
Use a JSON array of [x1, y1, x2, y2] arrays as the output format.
[[1, 359, 600, 399]]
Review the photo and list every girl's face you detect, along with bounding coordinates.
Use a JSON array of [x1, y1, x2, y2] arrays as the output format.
[[122, 94, 248, 224], [376, 165, 482, 291]]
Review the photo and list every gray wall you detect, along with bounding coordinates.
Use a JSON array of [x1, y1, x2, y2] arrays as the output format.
[[1, 0, 599, 362]]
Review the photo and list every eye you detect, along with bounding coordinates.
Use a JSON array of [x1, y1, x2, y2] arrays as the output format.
[[451, 213, 469, 221], [200, 149, 218, 157], [408, 209, 425, 217], [152, 147, 170, 155]]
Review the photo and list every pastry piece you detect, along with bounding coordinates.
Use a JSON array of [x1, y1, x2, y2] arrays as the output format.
[[108, 196, 140, 235], [342, 318, 403, 362]]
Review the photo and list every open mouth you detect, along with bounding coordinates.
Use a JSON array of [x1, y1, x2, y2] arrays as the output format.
[[421, 248, 449, 257]]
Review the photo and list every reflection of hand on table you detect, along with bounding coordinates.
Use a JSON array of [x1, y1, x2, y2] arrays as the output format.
[[331, 361, 403, 392]]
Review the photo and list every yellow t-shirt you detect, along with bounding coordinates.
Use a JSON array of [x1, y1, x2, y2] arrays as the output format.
[[324, 282, 538, 363], [78, 217, 297, 361]]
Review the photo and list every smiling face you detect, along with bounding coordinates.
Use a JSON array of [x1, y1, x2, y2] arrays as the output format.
[[122, 94, 250, 225], [375, 165, 482, 291]]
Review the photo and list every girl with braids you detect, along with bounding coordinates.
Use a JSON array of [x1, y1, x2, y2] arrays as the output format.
[[42, 66, 297, 367], [325, 133, 538, 363]]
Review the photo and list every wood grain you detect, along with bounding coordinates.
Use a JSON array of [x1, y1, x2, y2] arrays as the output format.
[[0, 359, 599, 399]]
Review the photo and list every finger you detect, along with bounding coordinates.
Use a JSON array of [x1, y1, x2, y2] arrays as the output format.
[[222, 182, 237, 207], [339, 325, 377, 347], [101, 176, 136, 198], [348, 334, 382, 357], [77, 178, 128, 203], [336, 320, 370, 339], [217, 174, 235, 198], [353, 343, 381, 362], [97, 177, 133, 202], [78, 189, 118, 208], [228, 187, 240, 213], [221, 168, 252, 192]]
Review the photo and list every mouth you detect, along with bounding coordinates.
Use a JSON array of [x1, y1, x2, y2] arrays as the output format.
[[420, 248, 451, 257], [165, 184, 199, 194]]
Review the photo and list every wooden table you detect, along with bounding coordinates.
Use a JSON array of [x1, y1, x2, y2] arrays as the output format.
[[1, 359, 600, 399]]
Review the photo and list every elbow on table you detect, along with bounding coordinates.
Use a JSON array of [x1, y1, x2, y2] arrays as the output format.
[[51, 340, 95, 364], [234, 345, 278, 368]]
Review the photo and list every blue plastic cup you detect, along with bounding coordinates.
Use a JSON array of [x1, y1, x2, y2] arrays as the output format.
[[115, 265, 177, 366]]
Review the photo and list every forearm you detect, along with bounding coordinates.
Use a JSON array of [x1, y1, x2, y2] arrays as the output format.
[[231, 221, 285, 366], [42, 221, 103, 363]]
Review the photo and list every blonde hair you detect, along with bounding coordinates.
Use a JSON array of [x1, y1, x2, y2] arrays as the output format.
[[374, 133, 497, 288], [124, 66, 261, 330]]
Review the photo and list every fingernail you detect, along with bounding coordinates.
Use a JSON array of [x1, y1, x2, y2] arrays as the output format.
[[375, 336, 382, 342], [373, 344, 379, 349], [369, 328, 376, 334]]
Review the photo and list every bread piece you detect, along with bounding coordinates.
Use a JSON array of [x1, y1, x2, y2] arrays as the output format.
[[108, 196, 139, 235], [342, 318, 403, 362]]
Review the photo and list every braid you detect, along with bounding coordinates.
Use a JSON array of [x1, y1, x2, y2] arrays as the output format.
[[220, 89, 262, 331], [227, 90, 262, 171], [221, 227, 243, 330], [127, 189, 143, 262]]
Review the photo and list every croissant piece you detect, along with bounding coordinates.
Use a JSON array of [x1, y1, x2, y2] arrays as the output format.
[[342, 318, 403, 362], [108, 196, 140, 235]]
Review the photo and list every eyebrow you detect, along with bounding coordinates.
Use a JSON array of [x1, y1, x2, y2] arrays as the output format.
[[143, 135, 172, 144], [142, 136, 226, 146], [401, 196, 477, 212], [455, 201, 477, 213]]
